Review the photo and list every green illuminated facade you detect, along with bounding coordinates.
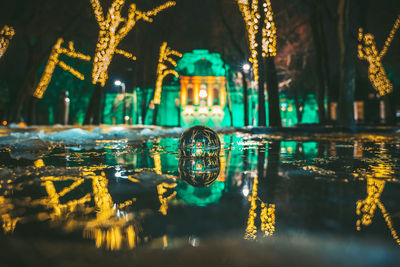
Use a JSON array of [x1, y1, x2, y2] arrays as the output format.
[[103, 49, 319, 127]]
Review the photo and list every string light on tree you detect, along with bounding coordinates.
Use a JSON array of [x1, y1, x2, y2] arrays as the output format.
[[90, 0, 176, 86], [153, 42, 182, 105], [33, 38, 91, 99], [358, 15, 400, 96], [0, 25, 15, 59], [237, 0, 277, 82], [151, 42, 181, 125]]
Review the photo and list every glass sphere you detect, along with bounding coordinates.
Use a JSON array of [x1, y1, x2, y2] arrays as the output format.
[[179, 156, 220, 187], [179, 125, 221, 158]]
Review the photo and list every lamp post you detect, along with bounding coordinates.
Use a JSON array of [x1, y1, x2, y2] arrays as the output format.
[[114, 80, 127, 124], [242, 63, 251, 126]]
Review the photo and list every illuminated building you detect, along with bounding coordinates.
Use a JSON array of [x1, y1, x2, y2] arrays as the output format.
[[177, 50, 228, 126], [33, 38, 91, 99], [90, 0, 176, 86], [358, 15, 400, 96], [237, 0, 277, 82], [102, 49, 319, 127], [0, 25, 14, 59]]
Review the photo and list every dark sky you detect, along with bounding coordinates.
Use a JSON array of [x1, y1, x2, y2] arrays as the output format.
[[0, 0, 399, 99]]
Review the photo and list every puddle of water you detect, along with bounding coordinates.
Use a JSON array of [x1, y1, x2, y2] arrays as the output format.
[[0, 131, 399, 257]]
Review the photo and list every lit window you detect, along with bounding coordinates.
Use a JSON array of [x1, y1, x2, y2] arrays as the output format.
[[187, 86, 193, 105], [213, 87, 219, 105]]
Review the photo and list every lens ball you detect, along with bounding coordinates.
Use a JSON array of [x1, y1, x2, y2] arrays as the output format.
[[179, 125, 221, 158]]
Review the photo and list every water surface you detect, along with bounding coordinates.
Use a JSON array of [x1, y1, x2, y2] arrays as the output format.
[[0, 129, 399, 265]]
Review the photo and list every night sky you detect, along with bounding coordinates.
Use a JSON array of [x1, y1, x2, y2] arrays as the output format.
[[0, 0, 399, 108]]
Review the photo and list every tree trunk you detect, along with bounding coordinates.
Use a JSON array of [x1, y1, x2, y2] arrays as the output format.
[[28, 96, 37, 125], [293, 88, 304, 124], [84, 83, 104, 125], [337, 0, 356, 127], [310, 5, 327, 124], [265, 57, 282, 127], [255, 3, 267, 127], [13, 63, 39, 122], [383, 94, 395, 125], [224, 72, 234, 127], [259, 140, 280, 203], [152, 103, 159, 125], [318, 11, 332, 122]]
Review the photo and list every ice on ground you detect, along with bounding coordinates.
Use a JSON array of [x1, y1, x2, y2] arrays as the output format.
[[138, 127, 185, 137], [43, 128, 101, 144], [9, 139, 54, 160], [0, 127, 188, 155], [0, 135, 18, 149]]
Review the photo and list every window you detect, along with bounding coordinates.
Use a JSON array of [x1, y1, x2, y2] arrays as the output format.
[[187, 86, 193, 105], [213, 87, 219, 105]]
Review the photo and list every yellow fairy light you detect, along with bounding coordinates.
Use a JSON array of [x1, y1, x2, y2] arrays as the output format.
[[153, 42, 182, 105], [244, 175, 275, 240], [0, 25, 14, 59], [90, 0, 176, 86], [358, 15, 400, 96], [33, 38, 91, 99], [237, 0, 277, 82], [261, 0, 277, 58]]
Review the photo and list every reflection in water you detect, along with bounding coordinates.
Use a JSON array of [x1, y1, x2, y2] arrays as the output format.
[[244, 142, 279, 240], [7, 170, 137, 249], [179, 156, 220, 187], [157, 182, 177, 215], [1, 132, 400, 252], [153, 148, 178, 215], [244, 174, 276, 240], [356, 152, 400, 245], [0, 163, 142, 250]]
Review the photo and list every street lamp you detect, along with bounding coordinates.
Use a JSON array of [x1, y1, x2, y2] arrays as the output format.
[[242, 63, 251, 73], [114, 80, 128, 124]]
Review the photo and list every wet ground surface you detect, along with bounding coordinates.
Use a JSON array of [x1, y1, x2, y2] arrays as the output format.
[[0, 127, 399, 266]]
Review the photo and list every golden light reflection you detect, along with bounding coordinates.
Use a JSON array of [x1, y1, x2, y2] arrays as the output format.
[[90, 0, 176, 86], [33, 38, 91, 99], [157, 182, 177, 216], [358, 15, 400, 96], [0, 25, 14, 59], [152, 145, 178, 215], [245, 175, 275, 240], [0, 154, 185, 251], [356, 153, 400, 245], [0, 164, 140, 250]]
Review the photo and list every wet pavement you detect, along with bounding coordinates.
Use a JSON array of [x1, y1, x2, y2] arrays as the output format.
[[0, 127, 399, 266]]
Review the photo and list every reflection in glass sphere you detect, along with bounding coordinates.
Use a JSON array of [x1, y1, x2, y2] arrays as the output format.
[[179, 156, 220, 187], [179, 125, 221, 158]]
